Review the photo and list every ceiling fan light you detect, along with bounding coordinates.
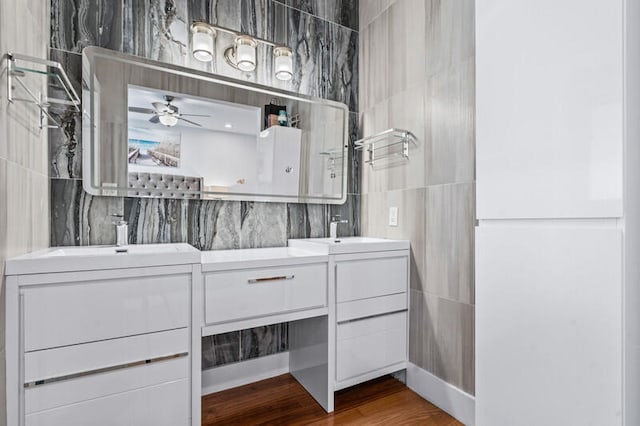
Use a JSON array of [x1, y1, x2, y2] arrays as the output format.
[[191, 22, 215, 62], [236, 35, 257, 72], [274, 46, 293, 81], [159, 114, 179, 127]]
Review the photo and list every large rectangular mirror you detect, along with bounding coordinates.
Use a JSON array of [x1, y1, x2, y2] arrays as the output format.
[[82, 47, 348, 204]]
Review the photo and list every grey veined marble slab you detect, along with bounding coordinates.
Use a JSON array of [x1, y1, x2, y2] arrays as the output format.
[[51, 0, 123, 52], [239, 201, 288, 249], [276, 0, 359, 30], [48, 49, 83, 179], [187, 199, 242, 251], [50, 179, 124, 246], [124, 197, 190, 245], [201, 323, 289, 369]]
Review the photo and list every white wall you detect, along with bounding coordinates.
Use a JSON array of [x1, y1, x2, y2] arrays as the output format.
[[182, 128, 257, 192], [128, 126, 258, 192]]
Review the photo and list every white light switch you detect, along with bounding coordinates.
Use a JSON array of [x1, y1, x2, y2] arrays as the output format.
[[389, 206, 399, 226]]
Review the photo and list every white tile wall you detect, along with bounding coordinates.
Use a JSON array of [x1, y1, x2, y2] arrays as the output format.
[[0, 1, 50, 424]]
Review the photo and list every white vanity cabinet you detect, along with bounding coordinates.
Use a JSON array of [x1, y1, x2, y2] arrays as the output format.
[[4, 244, 201, 426], [333, 251, 409, 389], [288, 238, 410, 391], [199, 247, 333, 411]]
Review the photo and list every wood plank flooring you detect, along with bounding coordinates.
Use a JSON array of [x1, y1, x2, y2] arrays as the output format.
[[202, 374, 463, 425]]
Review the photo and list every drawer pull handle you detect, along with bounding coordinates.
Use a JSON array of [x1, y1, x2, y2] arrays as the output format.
[[337, 309, 408, 325], [248, 275, 295, 284]]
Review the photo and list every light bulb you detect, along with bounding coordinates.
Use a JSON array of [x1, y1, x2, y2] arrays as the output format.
[[159, 114, 179, 127], [236, 35, 257, 72], [274, 46, 293, 81], [191, 22, 215, 62]]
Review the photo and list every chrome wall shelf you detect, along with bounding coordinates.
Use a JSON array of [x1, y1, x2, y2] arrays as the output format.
[[354, 128, 418, 166], [6, 52, 81, 129], [320, 148, 346, 179]]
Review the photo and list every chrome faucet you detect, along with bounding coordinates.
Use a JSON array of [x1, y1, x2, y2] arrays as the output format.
[[330, 215, 349, 240], [111, 214, 129, 247]]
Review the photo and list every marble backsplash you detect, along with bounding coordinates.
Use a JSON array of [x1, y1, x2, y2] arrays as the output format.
[[49, 0, 358, 368]]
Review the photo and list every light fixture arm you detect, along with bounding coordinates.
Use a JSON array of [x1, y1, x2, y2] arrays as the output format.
[[193, 22, 279, 49]]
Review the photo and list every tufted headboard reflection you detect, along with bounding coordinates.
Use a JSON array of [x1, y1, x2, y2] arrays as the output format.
[[127, 172, 202, 199]]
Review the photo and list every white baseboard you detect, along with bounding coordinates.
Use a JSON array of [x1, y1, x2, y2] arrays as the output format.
[[406, 362, 475, 426], [201, 352, 290, 396]]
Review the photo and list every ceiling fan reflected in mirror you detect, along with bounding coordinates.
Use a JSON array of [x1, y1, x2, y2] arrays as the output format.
[[128, 95, 210, 127]]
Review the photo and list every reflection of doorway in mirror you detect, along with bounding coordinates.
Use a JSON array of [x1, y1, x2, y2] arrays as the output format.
[[128, 128, 181, 169]]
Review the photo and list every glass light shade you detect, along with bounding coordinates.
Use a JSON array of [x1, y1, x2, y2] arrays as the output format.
[[236, 36, 257, 72], [191, 23, 215, 62], [159, 114, 179, 127], [274, 47, 293, 81]]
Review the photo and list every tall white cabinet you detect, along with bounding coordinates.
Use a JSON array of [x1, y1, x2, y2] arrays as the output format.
[[476, 0, 640, 425]]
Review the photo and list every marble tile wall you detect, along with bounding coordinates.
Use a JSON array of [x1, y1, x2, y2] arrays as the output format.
[[359, 0, 475, 395], [49, 0, 359, 368], [1, 0, 51, 424]]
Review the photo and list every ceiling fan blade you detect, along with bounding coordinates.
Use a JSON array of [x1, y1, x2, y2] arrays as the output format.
[[149, 115, 160, 124], [152, 102, 168, 112], [177, 117, 202, 127], [128, 106, 156, 114], [179, 113, 211, 117]]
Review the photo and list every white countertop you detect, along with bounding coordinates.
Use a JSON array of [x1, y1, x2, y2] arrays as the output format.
[[288, 237, 410, 254], [5, 238, 409, 276], [201, 247, 328, 272], [5, 243, 201, 275]]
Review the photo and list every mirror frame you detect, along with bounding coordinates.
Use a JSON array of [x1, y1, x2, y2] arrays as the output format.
[[82, 47, 349, 204]]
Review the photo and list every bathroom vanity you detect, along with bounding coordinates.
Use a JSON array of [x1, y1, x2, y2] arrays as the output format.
[[199, 247, 334, 412], [4, 244, 201, 426], [289, 238, 410, 391], [4, 238, 409, 425]]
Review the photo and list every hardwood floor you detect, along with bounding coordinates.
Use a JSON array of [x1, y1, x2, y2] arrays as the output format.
[[202, 374, 463, 425]]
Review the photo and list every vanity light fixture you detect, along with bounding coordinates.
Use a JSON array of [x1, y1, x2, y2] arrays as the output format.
[[273, 47, 293, 81], [190, 22, 294, 81], [232, 35, 258, 71], [191, 22, 215, 62]]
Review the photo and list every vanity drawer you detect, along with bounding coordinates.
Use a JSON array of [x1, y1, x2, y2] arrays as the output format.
[[205, 263, 327, 324], [25, 355, 189, 414], [336, 311, 407, 382], [336, 293, 407, 322], [336, 256, 407, 303], [24, 328, 189, 385], [23, 274, 190, 352], [25, 377, 190, 426]]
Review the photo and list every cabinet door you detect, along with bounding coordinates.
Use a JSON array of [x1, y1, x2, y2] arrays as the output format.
[[476, 0, 623, 219], [476, 226, 622, 426]]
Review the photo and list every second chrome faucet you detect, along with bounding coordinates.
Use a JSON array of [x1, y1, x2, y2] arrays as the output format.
[[330, 215, 349, 240]]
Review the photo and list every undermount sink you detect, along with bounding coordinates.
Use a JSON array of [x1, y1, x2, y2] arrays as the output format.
[[288, 237, 409, 254], [5, 243, 200, 275], [42, 244, 195, 257]]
